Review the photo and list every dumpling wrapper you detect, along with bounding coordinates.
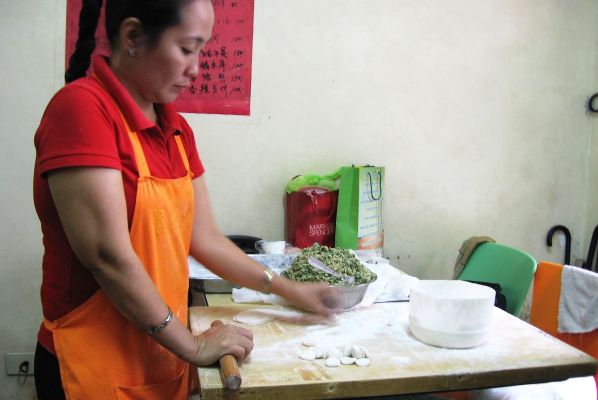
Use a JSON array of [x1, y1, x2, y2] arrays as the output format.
[[232, 309, 275, 325], [233, 308, 304, 326]]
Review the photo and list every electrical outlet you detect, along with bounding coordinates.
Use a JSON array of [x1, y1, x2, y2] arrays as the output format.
[[5, 352, 34, 376]]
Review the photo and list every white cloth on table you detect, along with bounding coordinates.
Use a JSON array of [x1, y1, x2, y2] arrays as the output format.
[[231, 259, 418, 308], [558, 265, 598, 333], [355, 259, 418, 306], [469, 376, 596, 400]]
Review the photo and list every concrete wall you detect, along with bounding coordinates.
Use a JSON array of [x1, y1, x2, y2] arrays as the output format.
[[1, 1, 596, 398]]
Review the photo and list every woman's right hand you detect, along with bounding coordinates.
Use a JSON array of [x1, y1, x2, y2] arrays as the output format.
[[284, 280, 345, 316], [189, 322, 254, 366]]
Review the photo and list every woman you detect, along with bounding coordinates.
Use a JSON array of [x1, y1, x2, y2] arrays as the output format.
[[33, 0, 340, 398]]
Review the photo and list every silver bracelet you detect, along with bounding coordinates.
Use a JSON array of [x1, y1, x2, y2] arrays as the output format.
[[262, 268, 275, 294], [144, 307, 173, 335]]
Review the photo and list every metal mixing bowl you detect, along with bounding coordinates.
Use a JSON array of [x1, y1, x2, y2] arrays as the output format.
[[281, 270, 376, 310], [333, 277, 376, 310]]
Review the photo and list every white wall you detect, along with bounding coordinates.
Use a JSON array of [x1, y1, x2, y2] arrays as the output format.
[[195, 0, 598, 275], [1, 1, 597, 398], [1, 0, 65, 398], [587, 47, 598, 265]]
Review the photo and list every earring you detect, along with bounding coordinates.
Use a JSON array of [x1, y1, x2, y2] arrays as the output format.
[[127, 48, 136, 57]]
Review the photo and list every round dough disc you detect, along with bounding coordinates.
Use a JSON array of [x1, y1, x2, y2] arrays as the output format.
[[233, 309, 275, 326], [299, 350, 316, 361], [355, 358, 371, 367], [325, 357, 341, 367]]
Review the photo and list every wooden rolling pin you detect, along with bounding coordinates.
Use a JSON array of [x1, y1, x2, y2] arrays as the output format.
[[211, 320, 242, 391]]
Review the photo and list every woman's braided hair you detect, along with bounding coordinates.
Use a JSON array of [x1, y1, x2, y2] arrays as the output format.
[[65, 0, 195, 83]]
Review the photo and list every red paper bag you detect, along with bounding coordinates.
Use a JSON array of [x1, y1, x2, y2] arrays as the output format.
[[285, 187, 338, 248]]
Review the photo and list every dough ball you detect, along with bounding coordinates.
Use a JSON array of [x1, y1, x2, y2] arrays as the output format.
[[340, 356, 356, 365], [351, 344, 365, 359], [361, 346, 370, 358], [299, 349, 316, 361], [326, 347, 343, 359], [355, 358, 371, 367], [341, 343, 353, 357], [314, 347, 326, 359], [325, 357, 341, 367]]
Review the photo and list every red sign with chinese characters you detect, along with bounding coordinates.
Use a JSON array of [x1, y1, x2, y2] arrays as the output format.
[[66, 0, 254, 115]]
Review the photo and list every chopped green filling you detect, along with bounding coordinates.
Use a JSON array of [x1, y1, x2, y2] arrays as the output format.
[[285, 244, 376, 286]]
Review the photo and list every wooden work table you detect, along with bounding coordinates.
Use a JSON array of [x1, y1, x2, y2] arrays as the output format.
[[189, 295, 597, 399]]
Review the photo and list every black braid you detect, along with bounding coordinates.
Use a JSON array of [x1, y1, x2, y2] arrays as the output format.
[[65, 0, 104, 83], [65, 0, 196, 83], [105, 0, 195, 48]]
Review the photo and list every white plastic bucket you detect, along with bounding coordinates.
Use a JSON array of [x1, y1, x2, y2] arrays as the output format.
[[409, 280, 495, 348]]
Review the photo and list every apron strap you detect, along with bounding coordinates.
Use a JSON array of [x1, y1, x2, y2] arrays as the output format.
[[174, 135, 190, 172], [43, 318, 57, 332], [125, 126, 152, 178]]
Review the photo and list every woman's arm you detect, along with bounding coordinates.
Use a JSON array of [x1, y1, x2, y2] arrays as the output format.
[[189, 177, 341, 315], [48, 167, 252, 365]]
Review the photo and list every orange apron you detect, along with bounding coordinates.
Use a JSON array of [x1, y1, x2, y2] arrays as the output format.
[[43, 98, 195, 399]]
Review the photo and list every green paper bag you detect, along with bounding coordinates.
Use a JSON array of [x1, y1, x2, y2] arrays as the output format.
[[335, 166, 384, 250]]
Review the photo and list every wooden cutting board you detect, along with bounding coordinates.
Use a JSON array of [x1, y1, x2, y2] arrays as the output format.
[[189, 303, 596, 400]]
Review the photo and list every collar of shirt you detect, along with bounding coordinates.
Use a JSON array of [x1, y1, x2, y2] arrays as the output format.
[[92, 54, 183, 137]]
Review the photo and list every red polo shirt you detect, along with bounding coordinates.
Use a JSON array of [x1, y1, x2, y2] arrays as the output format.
[[34, 55, 204, 354]]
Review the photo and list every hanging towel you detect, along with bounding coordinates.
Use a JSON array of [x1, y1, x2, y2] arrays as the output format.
[[558, 265, 598, 333]]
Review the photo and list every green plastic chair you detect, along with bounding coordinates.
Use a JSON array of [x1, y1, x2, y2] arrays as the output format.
[[457, 242, 537, 316]]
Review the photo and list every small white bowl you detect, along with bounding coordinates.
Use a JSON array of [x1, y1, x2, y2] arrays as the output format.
[[256, 240, 286, 254], [409, 280, 495, 348]]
